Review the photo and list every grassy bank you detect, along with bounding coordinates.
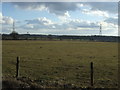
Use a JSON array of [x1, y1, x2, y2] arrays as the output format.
[[2, 40, 118, 88]]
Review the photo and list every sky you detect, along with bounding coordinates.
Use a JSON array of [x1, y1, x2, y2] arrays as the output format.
[[0, 2, 118, 36]]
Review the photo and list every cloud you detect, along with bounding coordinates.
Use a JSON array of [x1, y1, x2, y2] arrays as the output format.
[[25, 24, 34, 29], [57, 11, 71, 23], [24, 17, 55, 30], [14, 2, 47, 11], [0, 12, 2, 24], [22, 16, 118, 36], [2, 16, 14, 24], [12, 2, 117, 17], [82, 9, 109, 18], [23, 17, 100, 31], [12, 2, 80, 16], [24, 16, 118, 32], [67, 19, 99, 29], [83, 2, 118, 14], [104, 17, 118, 25], [64, 11, 70, 17], [0, 12, 14, 25], [26, 17, 54, 25]]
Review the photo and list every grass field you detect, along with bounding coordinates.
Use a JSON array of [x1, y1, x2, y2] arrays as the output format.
[[2, 40, 118, 88]]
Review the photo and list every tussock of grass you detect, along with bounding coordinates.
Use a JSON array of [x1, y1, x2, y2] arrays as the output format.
[[2, 77, 43, 89], [2, 77, 118, 90], [2, 76, 83, 89]]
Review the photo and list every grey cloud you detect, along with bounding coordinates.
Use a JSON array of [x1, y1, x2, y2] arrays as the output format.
[[24, 17, 55, 30], [25, 19, 45, 25], [44, 2, 78, 15], [11, 2, 118, 16], [83, 2, 118, 14], [77, 25, 99, 28], [68, 20, 99, 29], [12, 2, 80, 16], [24, 17, 99, 30], [104, 17, 118, 25]]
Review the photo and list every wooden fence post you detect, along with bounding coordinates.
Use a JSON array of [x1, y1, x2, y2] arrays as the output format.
[[90, 62, 94, 87], [16, 56, 20, 78]]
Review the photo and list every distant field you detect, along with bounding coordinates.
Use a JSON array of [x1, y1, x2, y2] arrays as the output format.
[[2, 40, 118, 88]]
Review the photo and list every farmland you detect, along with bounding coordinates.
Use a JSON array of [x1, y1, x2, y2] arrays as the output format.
[[2, 40, 118, 88]]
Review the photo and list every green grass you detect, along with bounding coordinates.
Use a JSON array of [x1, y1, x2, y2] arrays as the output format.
[[2, 40, 118, 88]]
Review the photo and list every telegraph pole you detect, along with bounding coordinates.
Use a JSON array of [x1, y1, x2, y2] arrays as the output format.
[[13, 21, 15, 32], [99, 24, 102, 36]]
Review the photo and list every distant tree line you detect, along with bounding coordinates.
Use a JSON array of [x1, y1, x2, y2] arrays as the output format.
[[2, 33, 119, 42]]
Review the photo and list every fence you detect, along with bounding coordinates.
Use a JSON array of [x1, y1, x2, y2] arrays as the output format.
[[15, 56, 94, 88]]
